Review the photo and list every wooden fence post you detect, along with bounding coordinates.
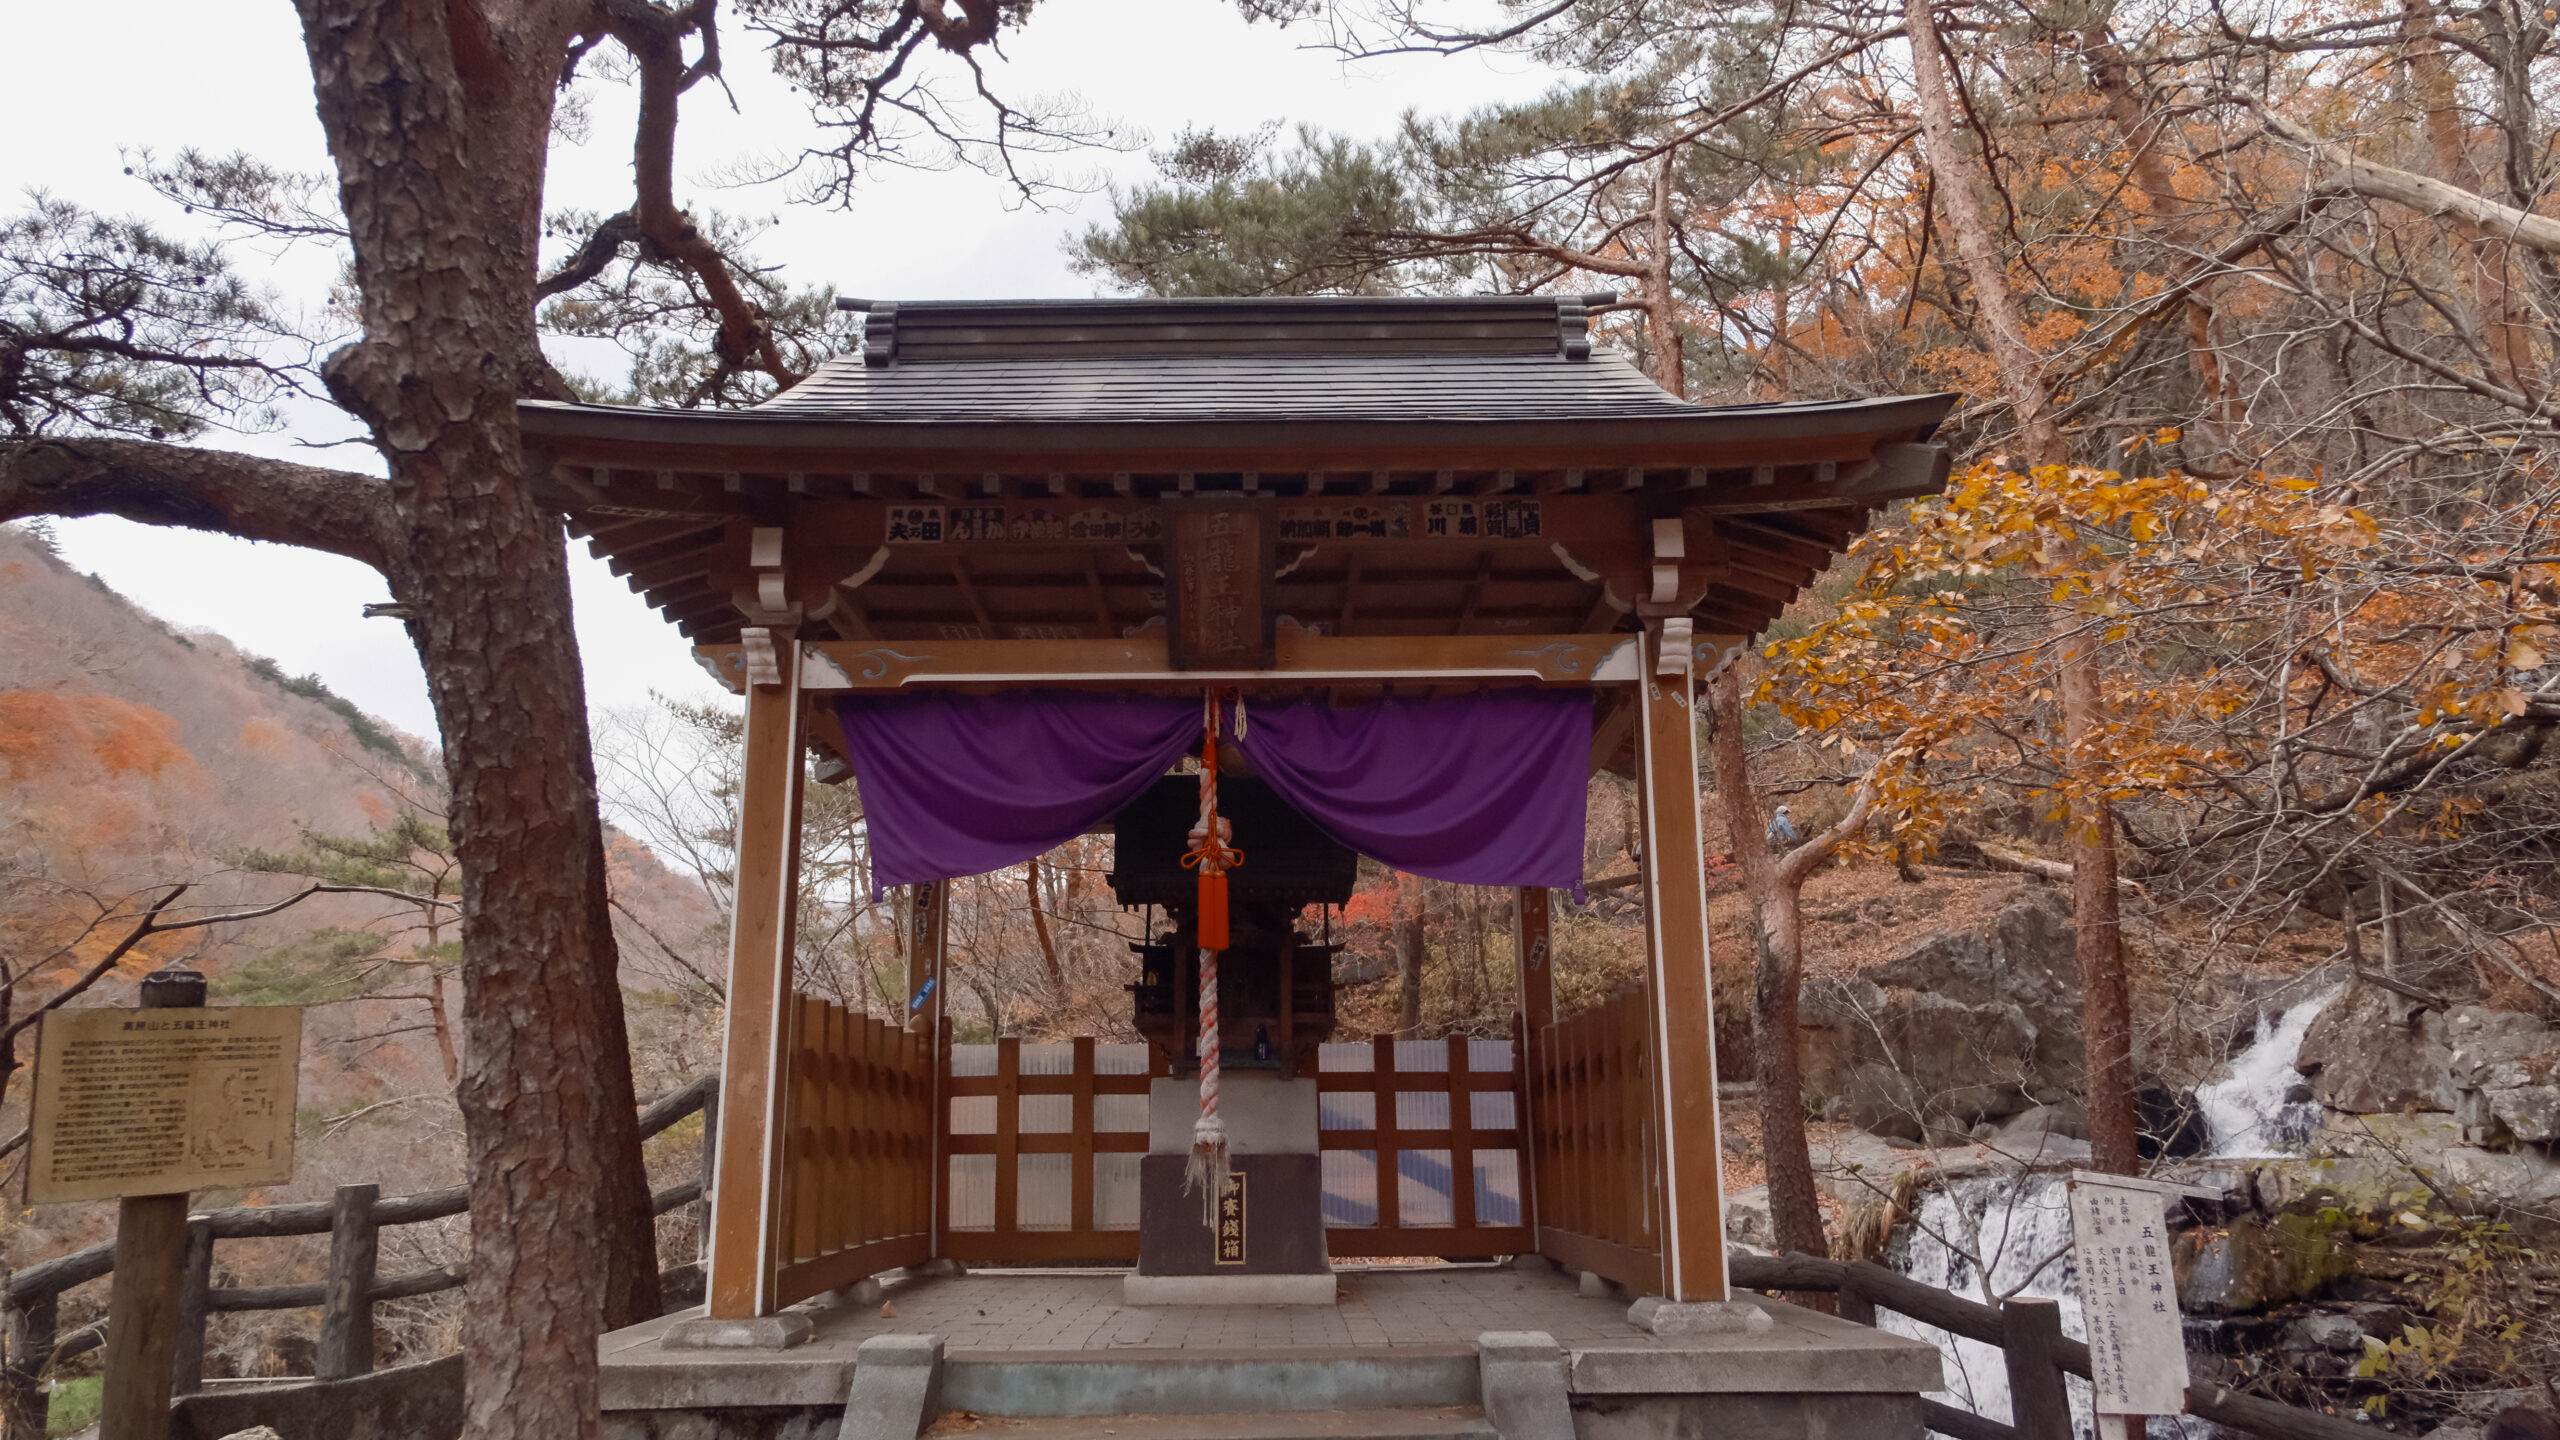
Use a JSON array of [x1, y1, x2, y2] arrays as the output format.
[[3, 1294, 57, 1440], [697, 1081, 721, 1266], [98, 968, 205, 1440], [2002, 1296, 2072, 1440], [316, 1184, 379, 1380], [169, 1220, 214, 1396], [1836, 1274, 1878, 1326]]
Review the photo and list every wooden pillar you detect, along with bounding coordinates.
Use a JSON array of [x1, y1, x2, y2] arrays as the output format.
[[706, 635, 806, 1318], [98, 969, 205, 1440], [1632, 631, 1730, 1302], [1511, 888, 1554, 1239]]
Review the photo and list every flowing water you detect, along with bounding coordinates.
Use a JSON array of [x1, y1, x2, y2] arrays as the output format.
[[1882, 1171, 2093, 1433], [2194, 983, 2341, 1159], [1878, 984, 2344, 1438]]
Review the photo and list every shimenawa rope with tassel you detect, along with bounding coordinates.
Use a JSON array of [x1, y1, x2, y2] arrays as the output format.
[[1180, 692, 1244, 1215]]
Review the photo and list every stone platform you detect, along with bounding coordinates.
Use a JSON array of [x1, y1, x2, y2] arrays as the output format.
[[599, 1262, 1942, 1440]]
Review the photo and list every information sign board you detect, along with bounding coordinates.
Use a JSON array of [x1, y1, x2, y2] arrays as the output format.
[[28, 1006, 301, 1204], [2070, 1174, 2189, 1415]]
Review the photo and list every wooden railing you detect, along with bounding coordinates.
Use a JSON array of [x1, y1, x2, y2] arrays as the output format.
[[939, 1035, 1159, 1265], [1727, 1253, 2373, 1440], [0, 1076, 717, 1440], [1528, 988, 1659, 1293], [1316, 1034, 1531, 1259], [772, 996, 936, 1306]]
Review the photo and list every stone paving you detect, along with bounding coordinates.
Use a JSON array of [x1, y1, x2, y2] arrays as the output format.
[[792, 1263, 1672, 1354], [596, 1262, 1947, 1414]]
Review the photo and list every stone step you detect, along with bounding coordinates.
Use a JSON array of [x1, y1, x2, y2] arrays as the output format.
[[927, 1406, 1498, 1440]]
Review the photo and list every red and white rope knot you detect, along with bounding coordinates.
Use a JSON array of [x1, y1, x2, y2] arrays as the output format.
[[1180, 691, 1243, 1215]]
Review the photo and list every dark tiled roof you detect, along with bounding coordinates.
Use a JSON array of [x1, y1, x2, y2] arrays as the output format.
[[751, 351, 1704, 423], [842, 294, 1609, 364]]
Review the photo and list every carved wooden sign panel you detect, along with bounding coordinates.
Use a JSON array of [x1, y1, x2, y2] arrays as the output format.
[[1165, 498, 1277, 670], [29, 1006, 301, 1203]]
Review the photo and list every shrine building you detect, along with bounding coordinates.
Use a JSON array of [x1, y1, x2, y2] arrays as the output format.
[[518, 295, 1955, 1438]]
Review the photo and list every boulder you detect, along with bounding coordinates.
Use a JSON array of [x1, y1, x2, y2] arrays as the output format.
[[1724, 1185, 1774, 1251], [2294, 982, 2459, 1114], [2445, 1006, 2560, 1146], [1866, 884, 2082, 1086], [2286, 1312, 2368, 1355], [1809, 887, 2079, 1134]]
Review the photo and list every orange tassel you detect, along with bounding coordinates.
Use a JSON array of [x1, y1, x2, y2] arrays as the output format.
[[1198, 868, 1230, 950]]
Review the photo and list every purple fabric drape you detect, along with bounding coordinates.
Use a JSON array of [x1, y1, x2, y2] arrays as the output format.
[[1231, 689, 1592, 895], [832, 690, 1200, 897]]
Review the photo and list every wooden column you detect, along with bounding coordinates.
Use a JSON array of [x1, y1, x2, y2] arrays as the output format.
[[706, 637, 806, 1318], [1511, 887, 1554, 1239], [1632, 631, 1730, 1302], [98, 969, 206, 1440]]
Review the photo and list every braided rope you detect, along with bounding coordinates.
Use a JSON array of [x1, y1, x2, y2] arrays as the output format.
[[1181, 692, 1240, 1213]]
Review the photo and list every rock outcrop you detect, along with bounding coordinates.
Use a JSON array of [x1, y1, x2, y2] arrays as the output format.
[[1806, 885, 2083, 1141], [2293, 982, 2460, 1113]]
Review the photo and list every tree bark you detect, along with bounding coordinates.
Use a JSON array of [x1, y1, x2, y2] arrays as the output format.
[[1703, 670, 1828, 1264], [1025, 856, 1067, 998], [291, 1, 655, 1434], [1906, 0, 2067, 467], [2398, 1, 2541, 398], [1395, 875, 1428, 1037], [2075, 20, 2239, 451], [2060, 629, 2138, 1174], [1644, 150, 1687, 399]]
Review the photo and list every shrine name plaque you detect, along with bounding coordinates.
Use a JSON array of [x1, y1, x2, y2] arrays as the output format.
[[28, 1006, 302, 1204], [2069, 1175, 2189, 1415], [1165, 498, 1277, 670]]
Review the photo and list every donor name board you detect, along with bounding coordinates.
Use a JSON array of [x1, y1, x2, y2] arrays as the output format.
[[28, 1006, 301, 1204]]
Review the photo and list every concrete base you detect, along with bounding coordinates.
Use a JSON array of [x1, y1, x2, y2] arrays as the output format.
[[839, 1333, 944, 1440], [661, 1313, 816, 1351], [1476, 1331, 1573, 1440], [1121, 1272, 1338, 1306], [1625, 1298, 1775, 1338]]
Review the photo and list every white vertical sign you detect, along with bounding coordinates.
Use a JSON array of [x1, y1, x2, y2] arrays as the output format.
[[2070, 1174, 2190, 1416]]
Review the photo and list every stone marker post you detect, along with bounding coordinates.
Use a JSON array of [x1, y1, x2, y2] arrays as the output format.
[[98, 969, 206, 1440]]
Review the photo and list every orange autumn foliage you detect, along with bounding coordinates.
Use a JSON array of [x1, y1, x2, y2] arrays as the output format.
[[0, 690, 200, 785]]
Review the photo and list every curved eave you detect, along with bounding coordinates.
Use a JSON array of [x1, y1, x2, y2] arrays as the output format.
[[516, 392, 1957, 470]]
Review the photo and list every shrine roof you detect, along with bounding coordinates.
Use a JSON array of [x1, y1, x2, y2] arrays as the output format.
[[518, 295, 1954, 454], [521, 295, 1962, 704]]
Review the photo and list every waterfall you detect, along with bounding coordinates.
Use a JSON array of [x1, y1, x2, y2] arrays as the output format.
[[2194, 984, 2340, 1159], [1882, 1171, 2095, 1435]]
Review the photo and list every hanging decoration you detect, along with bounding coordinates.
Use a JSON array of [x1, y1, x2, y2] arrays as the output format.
[[1180, 691, 1245, 1214]]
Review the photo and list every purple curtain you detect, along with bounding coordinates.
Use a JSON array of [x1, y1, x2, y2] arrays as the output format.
[[1231, 689, 1592, 895], [831, 687, 1593, 898], [831, 690, 1201, 897]]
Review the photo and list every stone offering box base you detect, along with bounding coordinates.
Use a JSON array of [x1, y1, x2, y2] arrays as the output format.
[[597, 1262, 1942, 1440]]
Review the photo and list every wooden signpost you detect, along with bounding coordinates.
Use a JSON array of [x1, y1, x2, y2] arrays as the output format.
[[28, 974, 300, 1440], [2071, 1170, 2213, 1440]]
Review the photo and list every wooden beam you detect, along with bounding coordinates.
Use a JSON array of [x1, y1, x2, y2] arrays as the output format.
[[1632, 631, 1728, 1303], [950, 558, 995, 629], [706, 639, 806, 1318], [779, 631, 1639, 691]]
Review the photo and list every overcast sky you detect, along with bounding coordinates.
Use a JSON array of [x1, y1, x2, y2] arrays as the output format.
[[8, 1, 1557, 744]]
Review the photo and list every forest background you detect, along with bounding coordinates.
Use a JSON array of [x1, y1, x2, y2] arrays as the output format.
[[2, 0, 2558, 1435]]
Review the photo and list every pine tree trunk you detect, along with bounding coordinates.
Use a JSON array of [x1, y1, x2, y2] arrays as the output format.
[[291, 2, 656, 1434]]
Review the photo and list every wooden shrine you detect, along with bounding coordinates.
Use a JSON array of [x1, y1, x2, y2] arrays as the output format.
[[516, 295, 1955, 1326]]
